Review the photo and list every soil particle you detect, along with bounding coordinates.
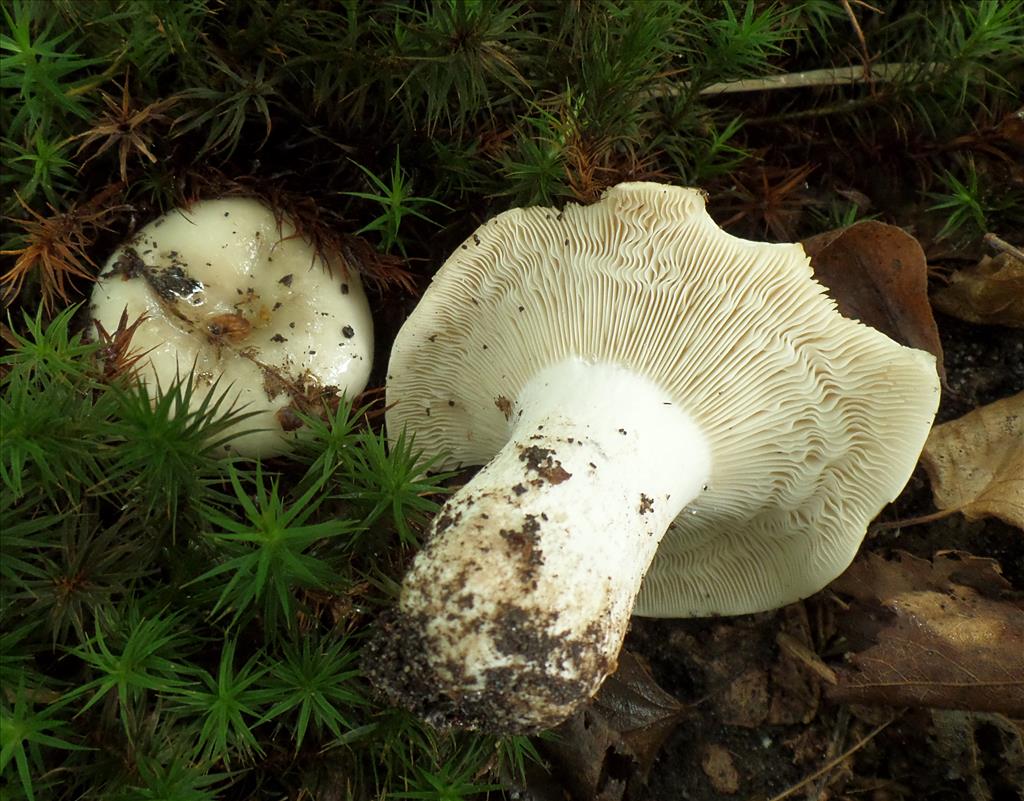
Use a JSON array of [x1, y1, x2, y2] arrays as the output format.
[[104, 246, 146, 280], [147, 262, 204, 303], [493, 605, 560, 659], [500, 514, 544, 584], [639, 494, 654, 515], [495, 395, 513, 420], [433, 508, 463, 538], [518, 444, 572, 484], [701, 743, 741, 794], [934, 313, 1024, 422]]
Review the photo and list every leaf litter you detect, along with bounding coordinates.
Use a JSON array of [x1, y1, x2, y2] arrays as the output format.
[[921, 391, 1024, 529], [803, 220, 946, 381], [828, 550, 1024, 715], [932, 243, 1024, 328]]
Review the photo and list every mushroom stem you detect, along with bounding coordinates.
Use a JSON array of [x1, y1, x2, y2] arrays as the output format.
[[371, 359, 712, 732]]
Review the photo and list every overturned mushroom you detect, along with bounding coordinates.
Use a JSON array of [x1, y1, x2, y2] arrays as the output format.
[[90, 198, 373, 457], [368, 182, 940, 733]]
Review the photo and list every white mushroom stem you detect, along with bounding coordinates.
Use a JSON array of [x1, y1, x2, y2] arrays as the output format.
[[381, 359, 712, 732]]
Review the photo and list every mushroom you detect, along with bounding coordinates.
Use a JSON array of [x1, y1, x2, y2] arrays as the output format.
[[369, 182, 940, 733], [90, 198, 373, 457]]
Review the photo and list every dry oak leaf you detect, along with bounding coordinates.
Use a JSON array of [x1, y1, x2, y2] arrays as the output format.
[[828, 551, 1024, 715], [920, 391, 1024, 530], [802, 220, 945, 381], [931, 252, 1024, 328], [541, 651, 686, 801]]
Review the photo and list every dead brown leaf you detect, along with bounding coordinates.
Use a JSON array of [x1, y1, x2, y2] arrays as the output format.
[[931, 252, 1024, 328], [591, 651, 687, 773], [920, 392, 1024, 529], [827, 551, 1024, 715], [541, 651, 686, 801], [803, 221, 945, 381]]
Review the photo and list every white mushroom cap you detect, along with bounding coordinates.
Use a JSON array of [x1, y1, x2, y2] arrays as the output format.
[[90, 198, 373, 457], [371, 182, 940, 732]]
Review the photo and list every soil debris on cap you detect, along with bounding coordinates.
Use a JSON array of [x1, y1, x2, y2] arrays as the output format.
[[495, 395, 513, 420]]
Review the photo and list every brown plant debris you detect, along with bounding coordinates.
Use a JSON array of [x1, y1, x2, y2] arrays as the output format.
[[92, 308, 153, 383], [718, 163, 817, 241], [803, 220, 945, 380], [920, 391, 1024, 529], [931, 251, 1024, 328], [929, 710, 1024, 801], [73, 75, 178, 183], [765, 718, 894, 801], [1, 187, 123, 312], [827, 550, 1024, 715]]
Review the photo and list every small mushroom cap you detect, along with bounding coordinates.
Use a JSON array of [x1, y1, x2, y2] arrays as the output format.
[[386, 182, 940, 616], [91, 198, 373, 457]]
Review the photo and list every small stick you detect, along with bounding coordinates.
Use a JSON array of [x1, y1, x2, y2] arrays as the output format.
[[764, 717, 894, 801], [984, 233, 1024, 261], [872, 508, 958, 531], [645, 63, 943, 98], [776, 632, 838, 685]]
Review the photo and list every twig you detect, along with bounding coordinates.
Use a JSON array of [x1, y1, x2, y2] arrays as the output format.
[[645, 63, 943, 100], [777, 632, 838, 685], [765, 717, 894, 801], [872, 508, 958, 531], [984, 233, 1024, 260]]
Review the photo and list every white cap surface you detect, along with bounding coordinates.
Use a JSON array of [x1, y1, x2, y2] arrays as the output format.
[[92, 198, 373, 457], [386, 182, 940, 616]]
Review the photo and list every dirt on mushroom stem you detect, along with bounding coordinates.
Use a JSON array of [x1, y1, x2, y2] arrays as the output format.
[[365, 359, 712, 732]]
